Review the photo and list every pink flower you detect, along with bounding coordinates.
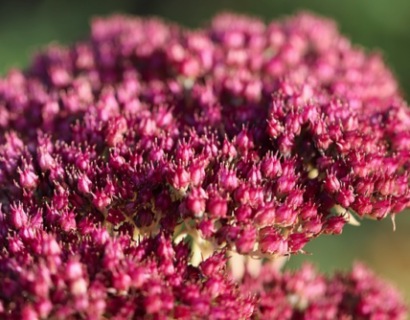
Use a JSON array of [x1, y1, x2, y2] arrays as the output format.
[[0, 10, 407, 319]]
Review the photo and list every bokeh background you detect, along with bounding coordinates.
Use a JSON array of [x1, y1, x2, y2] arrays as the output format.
[[1, 0, 409, 299]]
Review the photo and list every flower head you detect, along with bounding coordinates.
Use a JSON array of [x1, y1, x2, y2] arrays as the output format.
[[241, 262, 407, 320], [0, 11, 408, 319]]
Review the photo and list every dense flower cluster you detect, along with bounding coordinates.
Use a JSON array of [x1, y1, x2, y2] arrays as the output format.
[[0, 228, 255, 320], [242, 262, 407, 320], [1, 12, 409, 258], [0, 11, 408, 319]]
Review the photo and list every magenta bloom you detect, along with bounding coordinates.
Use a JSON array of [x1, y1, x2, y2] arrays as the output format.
[[1, 12, 409, 257], [0, 228, 255, 320], [0, 11, 408, 319], [242, 262, 407, 320]]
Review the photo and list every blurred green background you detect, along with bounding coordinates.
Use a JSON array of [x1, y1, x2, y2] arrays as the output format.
[[1, 0, 409, 300]]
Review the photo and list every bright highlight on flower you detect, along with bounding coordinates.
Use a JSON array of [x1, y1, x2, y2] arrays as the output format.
[[0, 11, 408, 319]]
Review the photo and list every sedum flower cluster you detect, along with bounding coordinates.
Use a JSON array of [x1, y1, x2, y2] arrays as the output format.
[[242, 262, 407, 320], [0, 11, 408, 319], [0, 228, 254, 320]]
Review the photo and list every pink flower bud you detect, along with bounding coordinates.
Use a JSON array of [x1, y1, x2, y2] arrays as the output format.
[[143, 294, 163, 314], [105, 117, 127, 147], [199, 252, 227, 277], [323, 172, 341, 194], [248, 185, 264, 207], [275, 204, 298, 227], [189, 157, 207, 186], [275, 174, 297, 195], [74, 152, 90, 172], [234, 183, 251, 205], [168, 164, 190, 190], [302, 217, 323, 234], [186, 187, 208, 218], [147, 143, 164, 163], [254, 204, 276, 227], [109, 151, 126, 170], [18, 166, 39, 190], [218, 225, 240, 244], [355, 177, 375, 196], [328, 122, 343, 141], [267, 117, 283, 138], [19, 226, 35, 242], [10, 203, 28, 229], [236, 226, 257, 254], [351, 195, 373, 217], [92, 227, 110, 246], [311, 117, 326, 135], [350, 153, 369, 177], [218, 166, 239, 191], [112, 272, 132, 291], [221, 137, 237, 160], [21, 305, 39, 320], [207, 193, 228, 219], [92, 190, 111, 211], [234, 204, 253, 222], [202, 135, 219, 158], [285, 111, 302, 135], [371, 199, 391, 220], [49, 163, 65, 182], [77, 218, 95, 235], [286, 188, 305, 207], [316, 155, 334, 171], [59, 209, 77, 231], [174, 241, 190, 262], [236, 128, 254, 152], [391, 196, 408, 214], [323, 216, 346, 235], [301, 102, 319, 123], [35, 299, 52, 319], [66, 260, 83, 280], [70, 278, 88, 297], [316, 133, 332, 150], [247, 164, 262, 184], [205, 276, 226, 297], [277, 131, 295, 155], [8, 234, 24, 253], [261, 152, 282, 179], [167, 42, 185, 62], [129, 266, 149, 289], [104, 178, 117, 198], [37, 147, 55, 171], [176, 140, 194, 163], [190, 297, 211, 317], [180, 57, 200, 78], [393, 174, 408, 196], [174, 306, 192, 320], [258, 227, 288, 255], [288, 233, 309, 252], [52, 185, 69, 210], [179, 283, 201, 305], [197, 219, 215, 239], [45, 204, 60, 225], [157, 234, 175, 260], [375, 175, 395, 196], [77, 173, 92, 194], [137, 117, 157, 136], [336, 184, 355, 208], [42, 235, 61, 256]]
